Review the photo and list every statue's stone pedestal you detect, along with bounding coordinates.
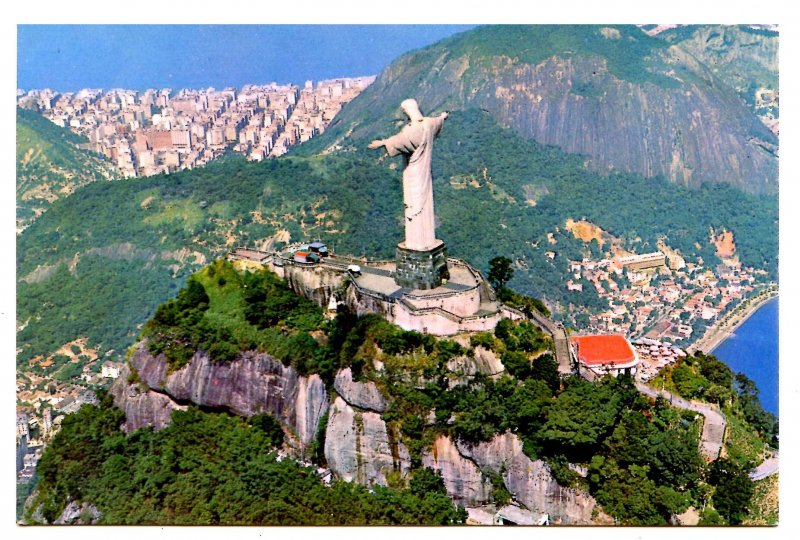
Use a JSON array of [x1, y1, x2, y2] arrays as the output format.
[[395, 240, 450, 290]]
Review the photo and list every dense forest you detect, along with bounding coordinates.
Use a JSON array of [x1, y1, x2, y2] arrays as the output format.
[[18, 256, 180, 369], [29, 262, 775, 525], [17, 109, 778, 373], [436, 25, 680, 88], [652, 352, 778, 457], [142, 259, 327, 374], [28, 393, 467, 526]]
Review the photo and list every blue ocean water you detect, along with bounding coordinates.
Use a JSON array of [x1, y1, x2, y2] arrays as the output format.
[[711, 297, 778, 415]]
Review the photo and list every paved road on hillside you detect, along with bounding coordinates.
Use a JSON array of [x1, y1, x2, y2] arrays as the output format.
[[635, 381, 726, 460], [750, 452, 779, 480]]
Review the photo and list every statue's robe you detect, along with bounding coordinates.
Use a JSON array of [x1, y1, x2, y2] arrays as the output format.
[[381, 114, 446, 251]]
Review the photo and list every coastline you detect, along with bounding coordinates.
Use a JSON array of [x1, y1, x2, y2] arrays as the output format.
[[688, 287, 778, 355]]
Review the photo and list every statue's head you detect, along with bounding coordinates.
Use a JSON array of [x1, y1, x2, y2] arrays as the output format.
[[400, 99, 424, 122]]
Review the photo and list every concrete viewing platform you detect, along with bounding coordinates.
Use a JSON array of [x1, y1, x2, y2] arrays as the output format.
[[229, 247, 574, 368], [347, 258, 520, 336], [230, 246, 522, 336], [354, 261, 484, 301]]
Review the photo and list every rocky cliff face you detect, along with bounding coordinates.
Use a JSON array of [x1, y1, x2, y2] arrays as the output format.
[[421, 435, 492, 506], [282, 264, 345, 307], [113, 350, 406, 486], [333, 367, 388, 412], [54, 501, 101, 525], [457, 432, 597, 524], [420, 432, 596, 523], [113, 345, 594, 521], [109, 364, 185, 432], [114, 341, 329, 446], [446, 347, 505, 387], [467, 54, 776, 194], [324, 396, 411, 486], [325, 25, 777, 194]]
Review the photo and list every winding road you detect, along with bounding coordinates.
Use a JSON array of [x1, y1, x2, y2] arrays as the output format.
[[749, 452, 779, 480], [635, 381, 779, 479], [635, 381, 726, 460]]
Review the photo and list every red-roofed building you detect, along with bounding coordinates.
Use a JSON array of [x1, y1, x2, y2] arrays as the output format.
[[572, 334, 639, 380]]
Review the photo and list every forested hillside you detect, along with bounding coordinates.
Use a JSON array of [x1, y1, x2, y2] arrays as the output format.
[[16, 107, 115, 231], [28, 395, 466, 525], [17, 110, 778, 373], [28, 262, 776, 525]]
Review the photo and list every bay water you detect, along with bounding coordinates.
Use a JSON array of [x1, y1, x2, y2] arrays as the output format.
[[712, 297, 778, 415]]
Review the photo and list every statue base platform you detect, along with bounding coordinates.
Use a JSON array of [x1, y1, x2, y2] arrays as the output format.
[[345, 257, 523, 336], [394, 240, 450, 290]]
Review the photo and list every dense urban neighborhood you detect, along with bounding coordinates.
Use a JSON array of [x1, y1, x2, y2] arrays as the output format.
[[18, 76, 374, 177]]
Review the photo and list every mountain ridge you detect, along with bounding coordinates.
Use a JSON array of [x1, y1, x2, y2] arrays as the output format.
[[16, 107, 116, 231], [25, 257, 777, 525], [306, 24, 777, 194]]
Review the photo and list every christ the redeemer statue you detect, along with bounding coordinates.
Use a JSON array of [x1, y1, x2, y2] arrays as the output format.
[[369, 99, 448, 252], [369, 99, 450, 290]]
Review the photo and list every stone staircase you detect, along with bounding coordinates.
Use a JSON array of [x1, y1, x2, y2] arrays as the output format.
[[701, 419, 725, 460], [525, 309, 574, 375], [553, 330, 575, 376]]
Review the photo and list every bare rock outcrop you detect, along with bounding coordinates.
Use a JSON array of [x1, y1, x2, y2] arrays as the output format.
[[121, 341, 329, 445], [324, 396, 410, 486], [334, 367, 388, 412], [472, 346, 505, 375], [54, 501, 101, 524], [282, 264, 346, 307], [109, 365, 185, 432], [446, 347, 505, 381], [457, 432, 597, 524], [115, 347, 593, 523], [421, 435, 492, 506], [335, 27, 778, 194]]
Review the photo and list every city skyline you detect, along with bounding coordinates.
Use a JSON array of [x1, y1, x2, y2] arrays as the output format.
[[17, 78, 376, 185]]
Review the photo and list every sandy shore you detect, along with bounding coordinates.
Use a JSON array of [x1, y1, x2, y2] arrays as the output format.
[[689, 288, 778, 354]]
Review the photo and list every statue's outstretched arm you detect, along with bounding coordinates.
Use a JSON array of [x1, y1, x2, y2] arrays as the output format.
[[370, 130, 412, 158], [431, 112, 448, 136]]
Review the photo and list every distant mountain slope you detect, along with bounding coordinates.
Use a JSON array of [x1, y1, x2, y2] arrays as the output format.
[[306, 25, 777, 194], [655, 25, 778, 108], [16, 107, 115, 231]]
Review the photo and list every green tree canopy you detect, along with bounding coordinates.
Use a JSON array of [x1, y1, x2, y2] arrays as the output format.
[[29, 399, 466, 526], [708, 458, 755, 525], [488, 256, 514, 290]]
